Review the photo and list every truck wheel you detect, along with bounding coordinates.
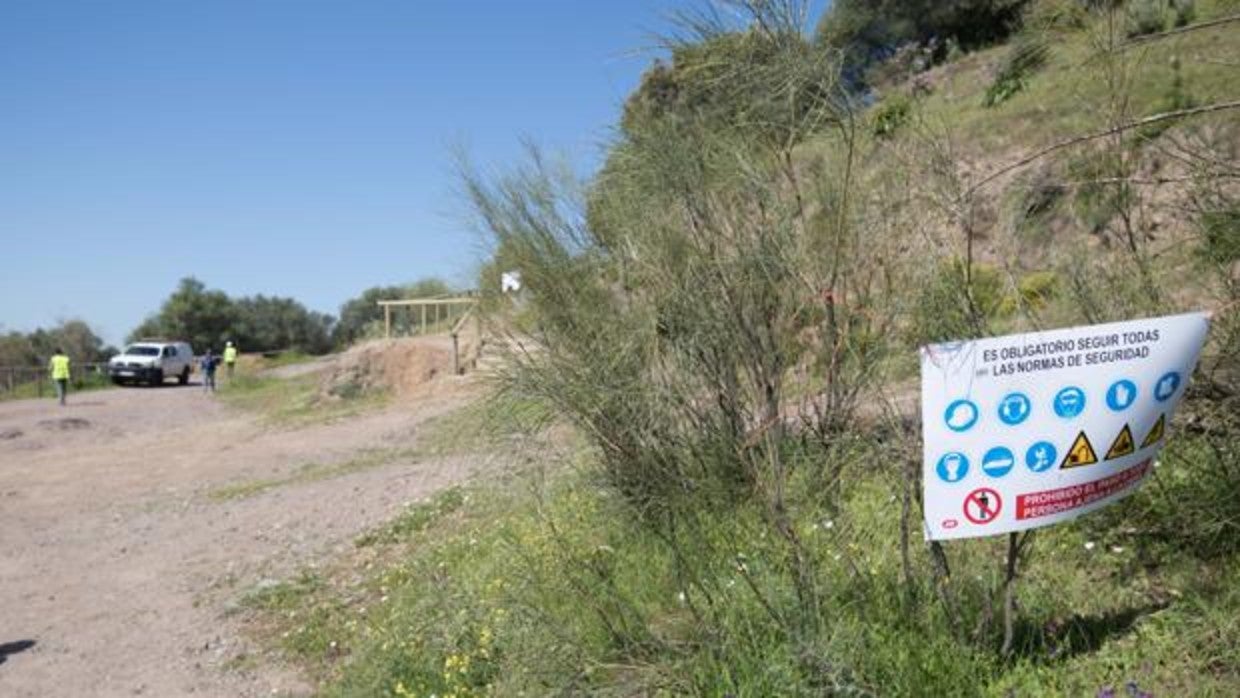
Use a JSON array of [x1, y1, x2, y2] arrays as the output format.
[[150, 369, 164, 387], [178, 367, 190, 385]]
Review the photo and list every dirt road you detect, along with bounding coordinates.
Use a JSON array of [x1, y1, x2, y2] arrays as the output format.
[[0, 375, 481, 697]]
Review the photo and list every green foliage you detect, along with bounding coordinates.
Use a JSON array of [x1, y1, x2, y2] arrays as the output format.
[[1017, 270, 1060, 310], [1127, 0, 1171, 36], [1024, 0, 1092, 32], [130, 277, 333, 354], [331, 278, 453, 348], [817, 0, 1032, 83], [219, 372, 387, 426], [911, 259, 1010, 344], [1198, 208, 1240, 265], [1067, 151, 1134, 235], [1125, 0, 1198, 37], [355, 487, 466, 547], [872, 94, 913, 137], [0, 319, 111, 367], [1172, 0, 1198, 27], [621, 17, 841, 146], [232, 295, 333, 355], [1137, 55, 1198, 142], [983, 37, 1050, 107]]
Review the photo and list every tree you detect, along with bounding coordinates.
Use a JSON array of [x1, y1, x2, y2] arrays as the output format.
[[0, 320, 111, 366], [129, 277, 238, 353], [128, 277, 335, 354], [332, 278, 452, 348], [232, 295, 333, 355]]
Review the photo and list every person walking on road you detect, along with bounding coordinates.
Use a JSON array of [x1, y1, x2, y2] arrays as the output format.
[[49, 348, 71, 406], [200, 349, 219, 394], [223, 341, 238, 380]]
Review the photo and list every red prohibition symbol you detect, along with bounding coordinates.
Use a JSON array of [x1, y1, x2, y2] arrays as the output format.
[[964, 487, 1002, 525]]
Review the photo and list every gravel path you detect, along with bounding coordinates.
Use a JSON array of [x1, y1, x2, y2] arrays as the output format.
[[0, 378, 481, 697]]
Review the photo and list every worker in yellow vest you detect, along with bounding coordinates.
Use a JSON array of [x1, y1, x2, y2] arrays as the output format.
[[223, 341, 238, 379], [49, 347, 71, 406]]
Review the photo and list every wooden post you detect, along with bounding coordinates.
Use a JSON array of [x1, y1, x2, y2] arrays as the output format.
[[452, 333, 460, 375], [384, 305, 392, 339], [421, 305, 427, 335]]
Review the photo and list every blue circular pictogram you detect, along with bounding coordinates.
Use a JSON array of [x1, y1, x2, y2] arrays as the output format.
[[998, 393, 1032, 426], [1106, 379, 1138, 412], [944, 399, 979, 433], [1053, 386, 1086, 419], [936, 452, 970, 483], [1025, 441, 1057, 472], [1154, 371, 1181, 402], [982, 447, 1016, 478]]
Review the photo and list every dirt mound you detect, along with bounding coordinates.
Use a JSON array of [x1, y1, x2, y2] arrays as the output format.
[[37, 417, 91, 431], [319, 337, 455, 400]]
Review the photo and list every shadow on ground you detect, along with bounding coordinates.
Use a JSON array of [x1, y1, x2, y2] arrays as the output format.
[[1010, 602, 1168, 663], [0, 640, 36, 666]]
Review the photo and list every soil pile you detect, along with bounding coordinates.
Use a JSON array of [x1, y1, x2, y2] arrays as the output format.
[[319, 337, 454, 400]]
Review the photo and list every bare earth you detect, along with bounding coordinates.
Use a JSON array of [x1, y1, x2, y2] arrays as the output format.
[[0, 373, 482, 697]]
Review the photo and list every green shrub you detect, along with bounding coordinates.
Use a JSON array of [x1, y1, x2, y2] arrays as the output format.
[[1024, 0, 1091, 32], [911, 259, 1009, 344], [1127, 0, 1169, 37], [1198, 208, 1240, 265], [1019, 270, 1060, 310], [1172, 0, 1197, 27], [872, 94, 913, 138], [983, 37, 1050, 107]]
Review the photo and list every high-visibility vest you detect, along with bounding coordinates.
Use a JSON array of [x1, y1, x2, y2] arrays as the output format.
[[50, 354, 70, 380], [223, 346, 238, 363]]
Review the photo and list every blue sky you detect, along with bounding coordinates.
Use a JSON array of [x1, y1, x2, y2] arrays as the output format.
[[1, 1, 824, 345]]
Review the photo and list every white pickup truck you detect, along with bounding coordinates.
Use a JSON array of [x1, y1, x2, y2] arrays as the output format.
[[108, 341, 195, 386]]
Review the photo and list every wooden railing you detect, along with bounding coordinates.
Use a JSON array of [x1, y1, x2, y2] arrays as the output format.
[[376, 295, 478, 339], [450, 306, 484, 376]]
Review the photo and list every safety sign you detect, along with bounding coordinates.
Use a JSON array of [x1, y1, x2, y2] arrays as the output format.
[[1105, 425, 1135, 460], [921, 312, 1210, 541], [1141, 414, 1165, 448], [1025, 441, 1057, 472], [1053, 387, 1086, 419], [1061, 431, 1099, 468], [964, 488, 1002, 524]]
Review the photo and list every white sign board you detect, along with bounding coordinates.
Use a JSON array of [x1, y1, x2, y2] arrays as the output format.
[[921, 312, 1209, 541], [501, 271, 522, 294]]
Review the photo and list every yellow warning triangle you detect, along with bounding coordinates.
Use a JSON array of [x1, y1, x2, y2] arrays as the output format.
[[1105, 424, 1136, 460], [1141, 414, 1166, 448], [1061, 431, 1099, 469]]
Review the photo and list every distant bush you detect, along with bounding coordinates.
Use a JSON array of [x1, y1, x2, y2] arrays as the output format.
[[1008, 165, 1067, 240], [983, 37, 1050, 107], [910, 259, 1009, 344], [872, 94, 913, 138], [817, 0, 1032, 86], [331, 278, 453, 348], [1127, 0, 1169, 37], [130, 277, 333, 355], [1172, 0, 1197, 27], [1016, 270, 1060, 310], [1198, 208, 1240, 266], [1024, 0, 1091, 32]]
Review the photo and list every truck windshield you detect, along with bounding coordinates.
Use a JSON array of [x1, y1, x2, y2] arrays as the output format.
[[124, 346, 161, 356]]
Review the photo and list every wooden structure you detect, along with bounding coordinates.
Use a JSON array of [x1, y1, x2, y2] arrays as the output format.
[[376, 296, 483, 375], [376, 297, 477, 340]]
